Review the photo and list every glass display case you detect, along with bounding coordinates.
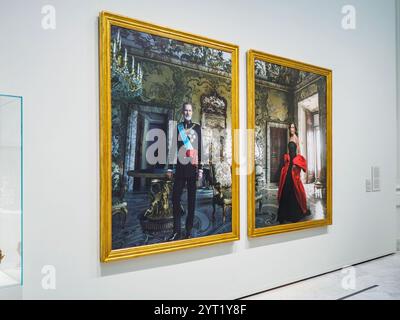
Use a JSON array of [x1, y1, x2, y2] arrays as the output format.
[[0, 94, 22, 289]]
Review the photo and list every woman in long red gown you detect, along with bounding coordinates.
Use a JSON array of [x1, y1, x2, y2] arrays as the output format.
[[277, 123, 311, 224]]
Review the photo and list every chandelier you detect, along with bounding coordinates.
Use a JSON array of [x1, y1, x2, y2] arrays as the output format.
[[111, 30, 143, 99]]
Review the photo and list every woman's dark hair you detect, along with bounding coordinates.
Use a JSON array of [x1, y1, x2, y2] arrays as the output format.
[[289, 122, 298, 137]]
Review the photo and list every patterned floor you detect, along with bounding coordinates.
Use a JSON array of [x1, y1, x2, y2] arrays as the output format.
[[112, 187, 232, 249], [255, 183, 326, 228]]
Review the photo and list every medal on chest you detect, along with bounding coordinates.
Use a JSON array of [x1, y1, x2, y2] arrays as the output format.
[[186, 128, 197, 143]]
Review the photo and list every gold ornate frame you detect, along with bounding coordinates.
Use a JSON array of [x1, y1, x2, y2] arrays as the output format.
[[247, 49, 332, 237], [99, 11, 240, 262]]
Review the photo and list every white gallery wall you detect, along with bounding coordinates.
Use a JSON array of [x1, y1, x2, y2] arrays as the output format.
[[0, 0, 398, 299], [396, 0, 400, 249]]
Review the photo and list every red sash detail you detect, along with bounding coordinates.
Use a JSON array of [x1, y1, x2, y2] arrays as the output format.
[[186, 149, 198, 165]]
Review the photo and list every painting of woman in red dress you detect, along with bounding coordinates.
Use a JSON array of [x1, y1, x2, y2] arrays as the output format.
[[277, 123, 311, 224]]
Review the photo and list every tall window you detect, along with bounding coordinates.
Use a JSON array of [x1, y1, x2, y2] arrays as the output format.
[[313, 113, 321, 180]]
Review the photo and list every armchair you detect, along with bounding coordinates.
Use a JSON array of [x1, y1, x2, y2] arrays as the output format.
[[209, 161, 232, 223]]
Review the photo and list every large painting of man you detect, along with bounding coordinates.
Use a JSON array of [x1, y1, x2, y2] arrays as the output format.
[[100, 12, 239, 261]]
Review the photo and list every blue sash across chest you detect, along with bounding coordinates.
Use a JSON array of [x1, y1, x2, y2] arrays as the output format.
[[177, 123, 194, 150]]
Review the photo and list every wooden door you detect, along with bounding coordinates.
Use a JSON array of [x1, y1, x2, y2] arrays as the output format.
[[269, 127, 287, 183], [146, 116, 167, 170], [133, 115, 144, 191]]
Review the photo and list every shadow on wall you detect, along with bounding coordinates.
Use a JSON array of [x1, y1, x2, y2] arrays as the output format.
[[99, 241, 236, 277], [246, 226, 328, 250]]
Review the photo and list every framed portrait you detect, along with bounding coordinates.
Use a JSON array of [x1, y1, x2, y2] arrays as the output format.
[[99, 12, 239, 262], [247, 50, 332, 237]]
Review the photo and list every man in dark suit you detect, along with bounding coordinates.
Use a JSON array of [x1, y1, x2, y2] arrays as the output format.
[[167, 102, 203, 240]]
